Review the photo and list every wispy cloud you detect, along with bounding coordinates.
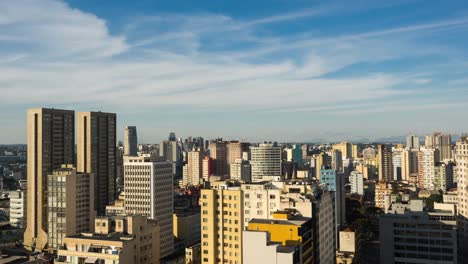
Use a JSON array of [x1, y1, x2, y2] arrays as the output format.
[[0, 0, 467, 142]]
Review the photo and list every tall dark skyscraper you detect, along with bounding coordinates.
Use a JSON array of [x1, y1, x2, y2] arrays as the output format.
[[168, 132, 177, 141], [24, 108, 75, 251], [378, 144, 393, 182], [77, 111, 117, 216], [124, 126, 138, 156]]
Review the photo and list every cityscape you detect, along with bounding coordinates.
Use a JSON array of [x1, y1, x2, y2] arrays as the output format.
[[1, 1, 468, 264]]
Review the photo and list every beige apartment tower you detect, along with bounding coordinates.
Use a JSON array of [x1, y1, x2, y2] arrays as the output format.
[[200, 183, 243, 264], [124, 156, 174, 258], [77, 111, 117, 216], [455, 136, 468, 263], [24, 108, 75, 252]]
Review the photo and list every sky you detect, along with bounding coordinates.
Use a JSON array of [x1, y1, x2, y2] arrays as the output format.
[[1, 0, 468, 143]]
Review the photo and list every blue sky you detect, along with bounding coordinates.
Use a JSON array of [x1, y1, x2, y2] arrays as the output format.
[[1, 0, 468, 143]]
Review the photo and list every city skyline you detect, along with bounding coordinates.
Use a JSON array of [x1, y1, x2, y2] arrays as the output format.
[[1, 0, 468, 143]]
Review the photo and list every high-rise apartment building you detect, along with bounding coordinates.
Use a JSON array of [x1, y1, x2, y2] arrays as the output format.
[[202, 156, 214, 181], [160, 140, 181, 176], [47, 165, 95, 251], [330, 149, 343, 174], [230, 159, 251, 182], [406, 133, 420, 150], [241, 183, 281, 228], [200, 182, 243, 264], [77, 111, 116, 216], [455, 136, 468, 263], [24, 108, 75, 251], [320, 169, 346, 239], [332, 142, 355, 159], [227, 141, 249, 174], [417, 147, 439, 189], [315, 153, 332, 179], [401, 149, 419, 183], [378, 144, 393, 182], [349, 171, 364, 195], [392, 148, 403, 181], [251, 144, 282, 182], [124, 156, 174, 258], [434, 162, 454, 191], [426, 132, 452, 161], [187, 150, 203, 185], [124, 126, 138, 156], [210, 142, 228, 176], [312, 189, 336, 264]]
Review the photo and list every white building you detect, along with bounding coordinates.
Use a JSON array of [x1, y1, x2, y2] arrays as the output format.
[[455, 136, 468, 262], [418, 147, 439, 190], [241, 183, 281, 228], [9, 190, 26, 228], [124, 156, 174, 258], [250, 144, 281, 182], [349, 171, 364, 195], [243, 231, 298, 264]]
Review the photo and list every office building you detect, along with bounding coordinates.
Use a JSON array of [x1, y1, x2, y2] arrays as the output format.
[[24, 108, 75, 251], [349, 171, 364, 195], [455, 136, 468, 262], [47, 165, 95, 251], [320, 168, 346, 236], [286, 145, 303, 168], [230, 159, 251, 182], [210, 142, 228, 176], [9, 189, 26, 228], [406, 133, 420, 150], [243, 230, 299, 264], [380, 203, 458, 264], [418, 147, 439, 189], [426, 132, 452, 161], [251, 144, 282, 182], [124, 126, 138, 156], [77, 111, 117, 216], [200, 182, 243, 264], [378, 144, 393, 182], [246, 210, 313, 264], [124, 156, 174, 258], [56, 215, 160, 264], [312, 189, 336, 264]]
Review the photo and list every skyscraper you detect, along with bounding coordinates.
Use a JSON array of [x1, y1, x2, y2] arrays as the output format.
[[250, 143, 282, 182], [425, 132, 452, 161], [417, 147, 439, 189], [210, 141, 228, 176], [77, 111, 116, 216], [24, 108, 75, 251], [124, 126, 138, 156], [187, 149, 203, 185], [160, 140, 181, 176], [378, 144, 393, 182], [455, 136, 468, 263], [202, 156, 214, 181], [406, 133, 420, 150], [124, 156, 174, 258], [227, 141, 249, 175]]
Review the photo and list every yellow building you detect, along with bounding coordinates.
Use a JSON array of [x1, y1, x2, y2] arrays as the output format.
[[315, 153, 331, 179], [332, 142, 358, 159], [247, 210, 313, 264], [375, 182, 392, 209], [200, 181, 243, 264], [56, 215, 160, 264]]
